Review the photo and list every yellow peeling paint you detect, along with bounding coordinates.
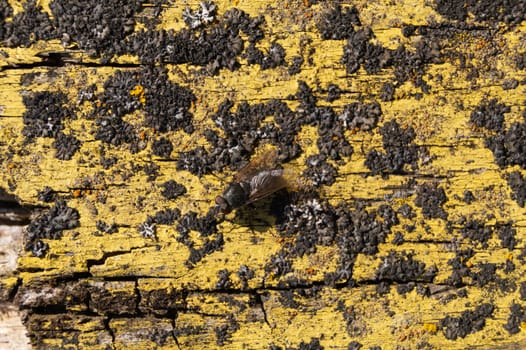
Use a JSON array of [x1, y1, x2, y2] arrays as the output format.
[[1, 0, 526, 349]]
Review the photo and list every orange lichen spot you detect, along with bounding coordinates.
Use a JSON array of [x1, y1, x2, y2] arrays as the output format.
[[305, 267, 316, 275], [507, 253, 513, 261], [465, 260, 473, 268], [332, 135, 339, 141], [130, 85, 146, 104], [72, 189, 82, 198], [422, 323, 437, 333], [304, 0, 310, 7]]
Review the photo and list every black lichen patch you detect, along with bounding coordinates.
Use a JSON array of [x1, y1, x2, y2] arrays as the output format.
[[347, 341, 363, 350], [303, 155, 338, 186], [341, 28, 389, 75], [446, 248, 474, 287], [138, 208, 181, 239], [504, 303, 526, 334], [485, 123, 526, 169], [375, 251, 437, 294], [296, 338, 324, 350], [175, 210, 221, 267], [469, 98, 509, 132], [49, 0, 149, 60], [520, 283, 526, 301], [380, 82, 395, 102], [22, 91, 74, 141], [215, 269, 232, 289], [435, 0, 526, 26], [446, 248, 513, 291], [179, 95, 305, 176], [160, 180, 186, 200], [152, 137, 173, 158], [312, 107, 354, 160], [276, 198, 336, 256], [0, 0, 12, 41], [365, 121, 421, 176], [245, 41, 287, 70], [506, 171, 526, 207], [92, 66, 195, 152], [182, 1, 217, 29], [236, 265, 255, 291], [316, 5, 361, 40], [439, 303, 494, 340], [151, 208, 181, 225], [460, 220, 493, 248], [337, 9, 443, 96], [124, 7, 265, 73], [414, 182, 448, 219], [24, 200, 80, 257], [325, 83, 342, 102], [214, 315, 240, 346], [52, 132, 81, 160], [185, 233, 224, 268], [497, 222, 518, 251], [338, 102, 381, 132], [96, 220, 118, 234], [37, 186, 56, 203], [268, 198, 399, 287], [1, 0, 54, 47]]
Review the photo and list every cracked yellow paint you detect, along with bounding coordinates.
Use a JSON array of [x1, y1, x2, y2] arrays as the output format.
[[1, 0, 526, 349]]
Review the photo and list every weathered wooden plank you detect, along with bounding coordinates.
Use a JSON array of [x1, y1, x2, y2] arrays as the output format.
[[1, 0, 526, 349]]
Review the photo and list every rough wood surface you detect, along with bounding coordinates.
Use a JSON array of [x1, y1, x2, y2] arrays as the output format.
[[1, 0, 526, 349]]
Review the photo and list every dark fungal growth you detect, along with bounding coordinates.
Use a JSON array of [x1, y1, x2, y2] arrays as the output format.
[[124, 7, 265, 73], [138, 208, 182, 239], [485, 121, 526, 169], [179, 90, 311, 177], [52, 132, 81, 160], [245, 41, 287, 70], [316, 5, 361, 40], [414, 182, 448, 219], [160, 180, 187, 200], [469, 98, 509, 132], [152, 137, 173, 158], [439, 303, 494, 340], [504, 303, 526, 334], [92, 66, 196, 151], [0, 0, 54, 47], [182, 1, 217, 29], [96, 220, 118, 234], [506, 171, 526, 207], [338, 101, 382, 132], [435, 0, 526, 25], [497, 222, 517, 251], [24, 200, 80, 257], [22, 91, 74, 140], [267, 198, 401, 287], [374, 251, 437, 294], [303, 155, 338, 186], [49, 0, 145, 60], [365, 120, 421, 176], [37, 186, 56, 203], [460, 219, 493, 248], [175, 210, 220, 267]]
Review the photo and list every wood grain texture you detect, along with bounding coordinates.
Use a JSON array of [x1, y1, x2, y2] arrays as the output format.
[[1, 0, 526, 349]]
